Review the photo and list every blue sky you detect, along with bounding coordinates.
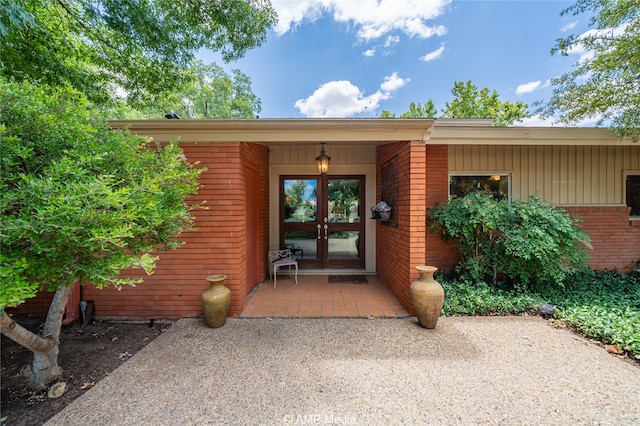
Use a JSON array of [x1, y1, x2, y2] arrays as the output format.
[[199, 0, 593, 124]]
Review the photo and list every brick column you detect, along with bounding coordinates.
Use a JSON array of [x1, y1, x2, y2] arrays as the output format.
[[376, 141, 426, 314]]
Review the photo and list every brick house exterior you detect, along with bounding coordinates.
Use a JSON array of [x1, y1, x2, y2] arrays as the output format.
[[10, 119, 640, 320]]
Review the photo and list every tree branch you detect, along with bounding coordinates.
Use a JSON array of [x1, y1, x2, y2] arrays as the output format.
[[0, 311, 57, 353], [53, 0, 124, 58]]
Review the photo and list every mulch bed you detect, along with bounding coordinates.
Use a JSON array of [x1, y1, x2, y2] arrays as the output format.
[[1, 317, 165, 426]]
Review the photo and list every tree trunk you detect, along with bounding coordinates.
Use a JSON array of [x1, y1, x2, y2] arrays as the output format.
[[0, 285, 74, 389]]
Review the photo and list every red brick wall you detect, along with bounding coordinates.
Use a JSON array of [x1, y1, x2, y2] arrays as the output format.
[[425, 204, 640, 274], [425, 145, 460, 271], [239, 142, 271, 291], [5, 291, 55, 317], [80, 142, 269, 321], [565, 206, 640, 272], [376, 141, 426, 314]]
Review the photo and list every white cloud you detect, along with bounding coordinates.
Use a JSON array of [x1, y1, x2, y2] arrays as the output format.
[[420, 45, 445, 62], [516, 81, 541, 95], [362, 49, 376, 57], [384, 35, 400, 47], [295, 73, 408, 118], [380, 72, 408, 92], [519, 114, 601, 128], [271, 0, 451, 40], [561, 20, 578, 32], [516, 80, 551, 95], [519, 114, 554, 127], [271, 1, 327, 35], [403, 18, 447, 39], [565, 23, 629, 63]]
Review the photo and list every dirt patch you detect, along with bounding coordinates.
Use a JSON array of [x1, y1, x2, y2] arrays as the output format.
[[1, 316, 168, 426]]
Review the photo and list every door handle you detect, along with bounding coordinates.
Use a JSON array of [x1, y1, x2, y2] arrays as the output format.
[[317, 224, 321, 240], [324, 224, 328, 240]]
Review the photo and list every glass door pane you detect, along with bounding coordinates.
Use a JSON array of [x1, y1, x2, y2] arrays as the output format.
[[328, 231, 360, 259], [325, 178, 364, 269], [281, 177, 322, 268], [280, 176, 364, 269], [328, 179, 361, 223], [284, 179, 318, 223], [284, 231, 316, 260]]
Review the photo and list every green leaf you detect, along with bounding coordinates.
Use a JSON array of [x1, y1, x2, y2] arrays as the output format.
[[0, 78, 204, 308]]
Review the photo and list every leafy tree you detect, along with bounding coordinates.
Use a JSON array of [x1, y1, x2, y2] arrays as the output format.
[[133, 61, 262, 119], [540, 0, 640, 142], [379, 81, 528, 124], [400, 101, 438, 118], [0, 0, 277, 107], [442, 81, 530, 126], [429, 192, 591, 290], [328, 180, 360, 220], [0, 79, 204, 388], [380, 101, 436, 118], [284, 180, 317, 222]]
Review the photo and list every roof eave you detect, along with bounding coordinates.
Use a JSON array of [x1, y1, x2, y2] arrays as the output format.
[[109, 118, 436, 144], [429, 125, 635, 146]]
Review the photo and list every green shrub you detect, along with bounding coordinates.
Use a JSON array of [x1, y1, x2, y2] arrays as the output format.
[[429, 192, 591, 291]]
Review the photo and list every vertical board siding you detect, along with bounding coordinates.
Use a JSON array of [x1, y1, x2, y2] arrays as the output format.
[[270, 145, 376, 165], [445, 144, 640, 272], [449, 145, 640, 205]]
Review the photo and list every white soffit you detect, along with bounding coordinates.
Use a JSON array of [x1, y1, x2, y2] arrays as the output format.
[[109, 119, 435, 145], [430, 125, 634, 146], [109, 118, 635, 147]]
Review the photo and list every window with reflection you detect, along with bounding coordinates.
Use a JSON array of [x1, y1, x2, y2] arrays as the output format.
[[450, 175, 510, 200], [328, 179, 360, 223], [626, 173, 640, 217], [328, 231, 360, 259], [284, 180, 317, 223], [285, 231, 316, 259]]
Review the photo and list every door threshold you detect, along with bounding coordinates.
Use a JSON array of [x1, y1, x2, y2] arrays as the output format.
[[297, 269, 374, 276]]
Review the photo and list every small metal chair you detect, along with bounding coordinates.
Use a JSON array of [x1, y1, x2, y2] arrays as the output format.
[[285, 243, 303, 258], [268, 249, 299, 288]]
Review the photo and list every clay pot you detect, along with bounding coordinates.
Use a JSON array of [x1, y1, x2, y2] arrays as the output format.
[[201, 274, 231, 328], [410, 266, 444, 329]]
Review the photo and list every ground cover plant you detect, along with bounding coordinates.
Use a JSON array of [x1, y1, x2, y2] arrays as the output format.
[[439, 268, 640, 360]]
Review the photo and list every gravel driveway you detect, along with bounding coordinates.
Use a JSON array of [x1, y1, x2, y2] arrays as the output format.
[[46, 316, 640, 425]]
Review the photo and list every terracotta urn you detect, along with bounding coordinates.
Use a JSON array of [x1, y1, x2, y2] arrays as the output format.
[[201, 274, 231, 328], [410, 266, 445, 329]]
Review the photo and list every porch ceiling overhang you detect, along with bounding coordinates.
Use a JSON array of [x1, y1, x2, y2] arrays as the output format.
[[109, 118, 435, 145]]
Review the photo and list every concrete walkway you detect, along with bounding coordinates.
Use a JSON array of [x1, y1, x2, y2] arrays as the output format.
[[46, 316, 640, 425]]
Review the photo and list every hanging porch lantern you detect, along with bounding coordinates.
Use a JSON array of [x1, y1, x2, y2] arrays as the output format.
[[315, 142, 331, 175]]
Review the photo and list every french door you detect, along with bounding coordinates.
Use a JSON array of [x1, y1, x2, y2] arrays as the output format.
[[280, 175, 365, 269]]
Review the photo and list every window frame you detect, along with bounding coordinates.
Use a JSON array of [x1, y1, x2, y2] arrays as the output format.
[[624, 170, 640, 219], [448, 173, 512, 201]]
